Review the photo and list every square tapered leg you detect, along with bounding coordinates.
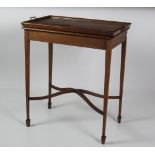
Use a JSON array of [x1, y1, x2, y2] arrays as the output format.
[[25, 30, 31, 127], [48, 43, 53, 109], [101, 40, 112, 144], [118, 38, 127, 123]]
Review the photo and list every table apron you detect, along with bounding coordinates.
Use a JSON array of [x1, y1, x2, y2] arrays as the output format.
[[28, 30, 106, 50], [111, 31, 127, 48]]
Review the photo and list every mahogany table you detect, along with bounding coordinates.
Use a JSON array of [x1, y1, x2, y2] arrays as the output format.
[[21, 15, 131, 144]]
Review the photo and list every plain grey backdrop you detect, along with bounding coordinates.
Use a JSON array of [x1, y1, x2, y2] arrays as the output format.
[[0, 8, 155, 146]]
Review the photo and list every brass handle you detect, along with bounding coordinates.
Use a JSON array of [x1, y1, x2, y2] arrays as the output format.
[[30, 16, 36, 20]]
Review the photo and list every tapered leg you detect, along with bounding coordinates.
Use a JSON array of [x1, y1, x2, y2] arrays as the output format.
[[48, 43, 53, 109], [118, 38, 127, 123], [101, 41, 112, 144], [25, 30, 30, 127]]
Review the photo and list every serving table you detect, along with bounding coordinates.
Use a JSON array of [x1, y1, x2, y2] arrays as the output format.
[[21, 15, 131, 144]]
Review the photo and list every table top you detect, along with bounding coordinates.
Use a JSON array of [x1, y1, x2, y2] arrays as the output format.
[[22, 15, 131, 38]]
